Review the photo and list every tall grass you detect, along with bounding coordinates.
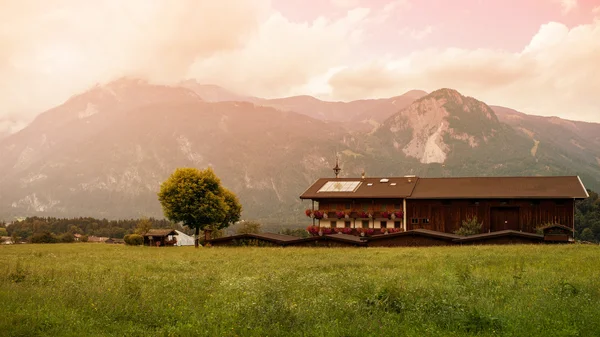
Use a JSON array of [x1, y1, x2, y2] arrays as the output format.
[[1, 244, 599, 336]]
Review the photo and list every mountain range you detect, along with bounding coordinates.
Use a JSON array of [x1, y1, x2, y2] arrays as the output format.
[[1, 78, 599, 225]]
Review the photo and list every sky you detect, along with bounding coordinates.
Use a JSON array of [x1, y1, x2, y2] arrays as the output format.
[[1, 0, 599, 134]]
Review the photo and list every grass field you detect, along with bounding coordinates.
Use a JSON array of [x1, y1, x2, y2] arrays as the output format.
[[1, 244, 599, 337]]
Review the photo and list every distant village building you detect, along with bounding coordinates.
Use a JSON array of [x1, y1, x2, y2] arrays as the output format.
[[143, 229, 178, 246], [173, 230, 195, 246]]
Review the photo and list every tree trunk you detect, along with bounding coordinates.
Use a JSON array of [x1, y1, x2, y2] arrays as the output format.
[[195, 226, 200, 248]]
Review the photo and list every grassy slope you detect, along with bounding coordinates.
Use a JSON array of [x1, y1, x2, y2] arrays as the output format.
[[1, 244, 599, 337]]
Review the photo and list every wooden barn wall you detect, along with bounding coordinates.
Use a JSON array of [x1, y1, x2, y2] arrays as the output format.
[[405, 199, 574, 233]]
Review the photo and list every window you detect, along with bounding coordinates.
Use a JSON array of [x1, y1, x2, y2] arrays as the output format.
[[345, 203, 351, 210], [330, 221, 337, 228], [381, 203, 387, 211], [318, 181, 361, 192], [380, 221, 387, 228], [422, 218, 430, 224], [394, 221, 401, 228], [330, 203, 336, 210], [362, 220, 369, 228], [345, 221, 351, 228], [394, 203, 401, 209], [411, 218, 419, 224], [362, 203, 369, 211]]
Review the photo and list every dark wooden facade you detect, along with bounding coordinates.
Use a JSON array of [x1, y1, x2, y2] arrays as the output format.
[[406, 198, 575, 234]]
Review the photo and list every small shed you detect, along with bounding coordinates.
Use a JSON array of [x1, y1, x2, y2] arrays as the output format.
[[174, 230, 195, 246], [287, 233, 367, 247], [453, 230, 543, 245], [143, 229, 178, 246], [541, 224, 574, 243], [105, 238, 125, 244], [208, 233, 299, 247], [367, 229, 461, 247]]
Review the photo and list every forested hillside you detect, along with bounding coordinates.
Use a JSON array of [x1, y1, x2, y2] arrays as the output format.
[[575, 189, 600, 242]]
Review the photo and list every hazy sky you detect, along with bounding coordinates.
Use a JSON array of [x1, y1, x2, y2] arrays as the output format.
[[1, 0, 599, 133]]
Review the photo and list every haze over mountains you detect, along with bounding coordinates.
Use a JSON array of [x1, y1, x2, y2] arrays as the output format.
[[1, 78, 599, 224]]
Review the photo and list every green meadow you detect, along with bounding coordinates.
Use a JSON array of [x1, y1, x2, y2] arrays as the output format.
[[1, 244, 599, 337]]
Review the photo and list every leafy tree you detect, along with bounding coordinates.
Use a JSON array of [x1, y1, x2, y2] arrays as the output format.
[[135, 217, 152, 235], [236, 221, 262, 234], [60, 232, 75, 243], [69, 225, 82, 235], [30, 232, 59, 244], [580, 228, 595, 242], [279, 228, 310, 238], [124, 234, 143, 246], [575, 189, 600, 243], [158, 167, 242, 248], [0, 227, 8, 236], [454, 216, 483, 236]]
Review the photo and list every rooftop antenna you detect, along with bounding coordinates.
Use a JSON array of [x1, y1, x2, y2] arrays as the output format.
[[333, 155, 341, 178]]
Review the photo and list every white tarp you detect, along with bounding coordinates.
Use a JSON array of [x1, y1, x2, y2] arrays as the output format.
[[174, 230, 195, 246]]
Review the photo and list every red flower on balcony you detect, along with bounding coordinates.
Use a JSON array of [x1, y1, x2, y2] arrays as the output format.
[[381, 211, 391, 219], [341, 228, 353, 234], [356, 211, 371, 218], [313, 210, 324, 219], [394, 211, 404, 219], [306, 226, 320, 235], [305, 209, 313, 217], [321, 227, 333, 235], [336, 211, 346, 219]]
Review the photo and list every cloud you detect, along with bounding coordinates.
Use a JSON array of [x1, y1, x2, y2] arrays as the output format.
[[331, 0, 360, 8], [593, 5, 600, 16], [328, 21, 600, 122], [399, 25, 434, 40], [0, 0, 371, 128], [184, 8, 370, 98], [555, 0, 578, 14], [0, 0, 269, 121], [369, 0, 412, 24]]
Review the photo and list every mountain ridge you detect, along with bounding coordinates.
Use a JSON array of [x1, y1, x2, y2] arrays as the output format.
[[1, 80, 599, 224]]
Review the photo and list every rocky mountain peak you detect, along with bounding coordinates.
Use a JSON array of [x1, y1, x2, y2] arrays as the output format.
[[382, 88, 502, 164]]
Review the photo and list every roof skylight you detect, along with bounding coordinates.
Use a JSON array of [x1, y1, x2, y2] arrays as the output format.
[[317, 181, 362, 193]]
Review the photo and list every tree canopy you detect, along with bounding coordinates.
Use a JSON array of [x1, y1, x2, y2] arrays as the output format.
[[157, 167, 242, 247]]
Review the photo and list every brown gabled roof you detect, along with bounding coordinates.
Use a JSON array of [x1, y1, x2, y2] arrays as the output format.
[[299, 177, 418, 199], [453, 230, 543, 243], [368, 229, 462, 241], [324, 233, 366, 244], [300, 175, 589, 200], [249, 233, 300, 242], [539, 224, 574, 232], [144, 229, 178, 237], [410, 176, 589, 199], [207, 233, 300, 245]]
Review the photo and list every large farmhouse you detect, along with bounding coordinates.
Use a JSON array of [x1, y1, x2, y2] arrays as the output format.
[[299, 171, 589, 235]]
